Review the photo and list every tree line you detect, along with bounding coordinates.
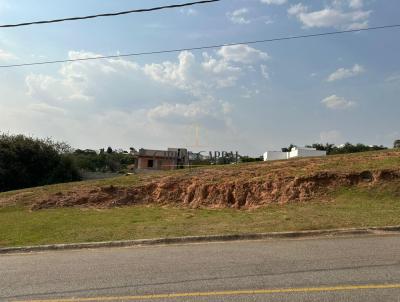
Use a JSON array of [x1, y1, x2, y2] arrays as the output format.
[[303, 143, 388, 155], [0, 134, 80, 192], [0, 134, 134, 192], [1, 133, 399, 192], [72, 147, 135, 173]]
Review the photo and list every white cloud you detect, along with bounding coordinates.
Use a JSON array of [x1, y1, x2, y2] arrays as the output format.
[[147, 99, 228, 127], [327, 64, 365, 82], [241, 87, 260, 99], [201, 53, 242, 88], [66, 50, 139, 71], [385, 73, 400, 83], [227, 8, 274, 25], [143, 50, 241, 95], [0, 49, 16, 61], [264, 16, 274, 25], [1, 102, 237, 152], [227, 8, 251, 24], [143, 51, 197, 91], [26, 69, 92, 103], [26, 51, 140, 103], [26, 73, 85, 102], [12, 46, 274, 151], [288, 2, 371, 30], [349, 0, 363, 9], [288, 3, 308, 15], [144, 45, 269, 94], [321, 94, 355, 109], [261, 0, 287, 5], [28, 103, 67, 115], [37, 47, 267, 105], [217, 45, 269, 64], [260, 64, 269, 80], [23, 47, 269, 139], [179, 8, 197, 16], [334, 0, 364, 9]]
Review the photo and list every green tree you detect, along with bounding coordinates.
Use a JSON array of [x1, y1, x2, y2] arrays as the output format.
[[304, 143, 387, 155], [70, 148, 135, 173], [0, 134, 80, 192]]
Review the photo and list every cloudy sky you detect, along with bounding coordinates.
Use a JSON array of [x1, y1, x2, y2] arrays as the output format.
[[0, 0, 399, 155]]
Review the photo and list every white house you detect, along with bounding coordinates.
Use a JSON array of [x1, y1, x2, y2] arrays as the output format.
[[263, 150, 289, 161], [263, 147, 326, 161]]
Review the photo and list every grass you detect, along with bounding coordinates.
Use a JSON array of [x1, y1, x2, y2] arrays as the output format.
[[1, 150, 399, 202], [1, 150, 399, 248], [318, 154, 400, 172], [1, 180, 399, 248], [0, 174, 151, 207], [0, 168, 209, 207]]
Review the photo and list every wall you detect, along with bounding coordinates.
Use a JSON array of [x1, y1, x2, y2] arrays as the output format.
[[137, 157, 177, 170], [264, 148, 327, 161], [290, 148, 327, 158], [263, 151, 288, 161]]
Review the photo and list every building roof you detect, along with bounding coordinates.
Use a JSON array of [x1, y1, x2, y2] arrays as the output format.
[[137, 148, 188, 158]]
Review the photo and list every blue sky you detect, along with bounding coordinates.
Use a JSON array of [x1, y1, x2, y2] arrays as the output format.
[[0, 0, 399, 155]]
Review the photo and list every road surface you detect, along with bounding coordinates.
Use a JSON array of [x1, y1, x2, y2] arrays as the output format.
[[1, 234, 400, 301]]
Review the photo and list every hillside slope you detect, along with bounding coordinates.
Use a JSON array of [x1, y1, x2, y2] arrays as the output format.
[[2, 150, 400, 210]]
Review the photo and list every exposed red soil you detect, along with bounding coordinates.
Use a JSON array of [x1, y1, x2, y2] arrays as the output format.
[[31, 168, 400, 210], [1, 150, 397, 210]]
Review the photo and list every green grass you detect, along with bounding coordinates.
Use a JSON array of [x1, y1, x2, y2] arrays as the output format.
[[318, 155, 400, 172], [0, 174, 150, 208], [0, 169, 205, 206], [1, 150, 399, 248], [1, 181, 399, 248]]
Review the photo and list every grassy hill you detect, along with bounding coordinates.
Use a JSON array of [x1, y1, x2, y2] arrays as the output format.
[[1, 150, 399, 247]]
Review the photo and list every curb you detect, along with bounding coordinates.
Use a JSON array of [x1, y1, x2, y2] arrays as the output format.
[[1, 226, 400, 255]]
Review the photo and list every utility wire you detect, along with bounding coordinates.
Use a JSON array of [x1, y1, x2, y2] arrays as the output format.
[[1, 24, 399, 68], [0, 0, 221, 28]]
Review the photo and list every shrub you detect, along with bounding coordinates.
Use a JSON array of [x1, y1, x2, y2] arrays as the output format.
[[0, 134, 81, 192], [70, 149, 135, 173], [305, 143, 387, 155]]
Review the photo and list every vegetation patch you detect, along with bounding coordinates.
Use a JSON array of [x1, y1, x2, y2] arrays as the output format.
[[1, 150, 399, 247], [2, 150, 397, 210], [0, 180, 399, 247], [0, 134, 80, 192]]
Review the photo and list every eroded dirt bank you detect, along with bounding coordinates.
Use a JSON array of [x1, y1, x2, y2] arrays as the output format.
[[31, 168, 400, 210]]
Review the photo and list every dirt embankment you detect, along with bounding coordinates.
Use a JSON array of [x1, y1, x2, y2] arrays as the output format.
[[31, 168, 400, 210]]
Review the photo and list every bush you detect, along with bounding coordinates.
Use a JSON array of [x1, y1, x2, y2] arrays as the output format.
[[305, 143, 387, 155], [0, 134, 81, 192], [70, 149, 135, 173], [330, 143, 387, 155], [240, 156, 263, 163]]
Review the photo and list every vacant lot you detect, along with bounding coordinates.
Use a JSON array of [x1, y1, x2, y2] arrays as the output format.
[[2, 149, 400, 210], [1, 181, 400, 247], [0, 150, 399, 247]]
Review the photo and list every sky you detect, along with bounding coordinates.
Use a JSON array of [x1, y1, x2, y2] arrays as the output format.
[[0, 0, 399, 156]]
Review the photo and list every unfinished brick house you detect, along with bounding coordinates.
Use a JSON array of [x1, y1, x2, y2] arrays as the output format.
[[134, 148, 189, 171]]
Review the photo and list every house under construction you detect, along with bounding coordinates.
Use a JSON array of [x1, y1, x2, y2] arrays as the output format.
[[134, 148, 189, 171]]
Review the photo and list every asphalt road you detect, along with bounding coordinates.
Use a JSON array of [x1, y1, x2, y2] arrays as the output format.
[[1, 235, 400, 302]]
